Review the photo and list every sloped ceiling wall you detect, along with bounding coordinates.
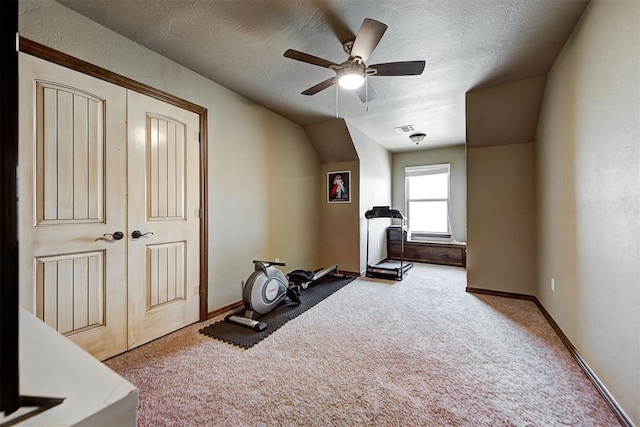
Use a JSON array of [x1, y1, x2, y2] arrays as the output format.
[[304, 119, 358, 163], [466, 75, 547, 148], [306, 119, 361, 274]]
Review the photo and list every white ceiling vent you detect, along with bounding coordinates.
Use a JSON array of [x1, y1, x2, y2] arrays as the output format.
[[394, 124, 416, 134]]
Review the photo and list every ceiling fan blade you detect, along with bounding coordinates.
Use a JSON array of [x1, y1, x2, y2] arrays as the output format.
[[321, 6, 355, 44], [350, 18, 387, 62], [284, 49, 338, 69], [369, 61, 426, 76], [302, 77, 337, 95], [354, 82, 377, 103]]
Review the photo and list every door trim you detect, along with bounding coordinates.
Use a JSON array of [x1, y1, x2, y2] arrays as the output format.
[[19, 37, 210, 321]]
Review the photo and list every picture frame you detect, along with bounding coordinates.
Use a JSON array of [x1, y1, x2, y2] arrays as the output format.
[[327, 171, 351, 203]]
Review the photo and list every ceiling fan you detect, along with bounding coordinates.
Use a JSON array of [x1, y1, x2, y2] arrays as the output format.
[[284, 18, 425, 103]]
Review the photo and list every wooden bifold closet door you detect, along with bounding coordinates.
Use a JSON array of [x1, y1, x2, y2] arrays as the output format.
[[18, 54, 200, 361], [126, 90, 200, 349]]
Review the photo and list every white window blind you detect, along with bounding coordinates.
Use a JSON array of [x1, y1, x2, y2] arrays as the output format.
[[405, 164, 451, 238]]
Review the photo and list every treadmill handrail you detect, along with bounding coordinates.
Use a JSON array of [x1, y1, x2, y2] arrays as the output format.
[[364, 206, 405, 220]]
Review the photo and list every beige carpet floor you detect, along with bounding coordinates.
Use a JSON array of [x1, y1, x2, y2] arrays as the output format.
[[105, 263, 620, 426]]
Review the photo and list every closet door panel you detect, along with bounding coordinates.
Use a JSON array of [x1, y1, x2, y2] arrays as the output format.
[[19, 53, 128, 361], [127, 90, 200, 349]]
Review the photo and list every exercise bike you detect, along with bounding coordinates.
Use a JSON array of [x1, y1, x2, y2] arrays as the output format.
[[225, 260, 338, 331]]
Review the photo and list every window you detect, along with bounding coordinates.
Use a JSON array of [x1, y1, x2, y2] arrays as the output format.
[[405, 164, 451, 238]]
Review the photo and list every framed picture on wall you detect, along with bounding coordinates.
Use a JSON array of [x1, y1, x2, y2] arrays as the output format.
[[327, 171, 351, 203]]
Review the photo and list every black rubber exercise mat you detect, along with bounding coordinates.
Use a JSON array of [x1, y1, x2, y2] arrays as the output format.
[[199, 275, 355, 349]]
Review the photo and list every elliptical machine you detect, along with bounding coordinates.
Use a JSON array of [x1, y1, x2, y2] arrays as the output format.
[[225, 260, 338, 331]]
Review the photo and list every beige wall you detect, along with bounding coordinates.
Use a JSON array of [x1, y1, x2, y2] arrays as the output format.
[[466, 143, 536, 294], [19, 0, 322, 311], [320, 161, 360, 274], [308, 120, 363, 274], [536, 0, 640, 422], [392, 145, 467, 242], [347, 124, 392, 272], [465, 74, 544, 296]]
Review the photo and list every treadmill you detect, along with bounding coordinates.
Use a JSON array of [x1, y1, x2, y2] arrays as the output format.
[[365, 206, 413, 280]]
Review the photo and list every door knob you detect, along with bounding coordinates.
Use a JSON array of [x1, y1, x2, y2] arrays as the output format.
[[132, 230, 154, 239], [103, 231, 124, 240]]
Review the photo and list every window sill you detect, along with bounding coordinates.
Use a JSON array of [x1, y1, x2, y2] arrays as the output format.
[[405, 239, 466, 247], [410, 232, 451, 240]]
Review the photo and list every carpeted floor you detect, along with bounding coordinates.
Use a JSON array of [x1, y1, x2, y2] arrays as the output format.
[[105, 263, 620, 426]]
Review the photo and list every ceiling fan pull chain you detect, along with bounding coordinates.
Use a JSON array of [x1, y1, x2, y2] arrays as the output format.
[[335, 84, 339, 118], [365, 78, 369, 112]]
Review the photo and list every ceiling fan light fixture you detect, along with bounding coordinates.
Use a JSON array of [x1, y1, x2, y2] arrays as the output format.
[[337, 64, 365, 89]]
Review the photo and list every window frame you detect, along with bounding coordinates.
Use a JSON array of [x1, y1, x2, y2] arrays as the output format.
[[404, 163, 452, 239]]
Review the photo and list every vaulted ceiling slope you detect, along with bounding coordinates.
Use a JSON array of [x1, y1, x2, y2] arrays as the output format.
[[57, 0, 589, 152]]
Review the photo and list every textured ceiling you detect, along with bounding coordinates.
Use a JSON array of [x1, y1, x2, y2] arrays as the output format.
[[57, 0, 589, 152]]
